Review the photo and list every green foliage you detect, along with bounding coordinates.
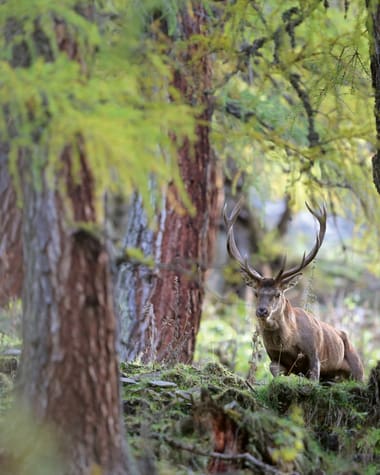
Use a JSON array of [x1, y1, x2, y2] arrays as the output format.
[[246, 405, 308, 471], [357, 427, 380, 458], [2, 0, 379, 250], [0, 0, 197, 216], [256, 375, 372, 470], [118, 362, 379, 474], [194, 295, 269, 376], [1, 0, 379, 245], [1, 360, 380, 473], [259, 375, 367, 421], [0, 1, 99, 63], [210, 0, 380, 261]]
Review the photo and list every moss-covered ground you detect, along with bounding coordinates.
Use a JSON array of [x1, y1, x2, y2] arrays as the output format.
[[1, 357, 380, 474], [121, 361, 380, 474]]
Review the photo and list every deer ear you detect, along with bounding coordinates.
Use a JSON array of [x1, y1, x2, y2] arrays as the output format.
[[281, 273, 302, 291]]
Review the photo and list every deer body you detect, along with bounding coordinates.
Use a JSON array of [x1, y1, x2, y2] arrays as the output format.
[[224, 200, 364, 382], [257, 296, 363, 381]]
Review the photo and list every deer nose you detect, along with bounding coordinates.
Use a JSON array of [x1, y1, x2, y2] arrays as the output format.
[[256, 307, 269, 318]]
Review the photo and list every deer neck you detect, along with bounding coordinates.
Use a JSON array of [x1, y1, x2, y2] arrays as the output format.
[[260, 297, 295, 337]]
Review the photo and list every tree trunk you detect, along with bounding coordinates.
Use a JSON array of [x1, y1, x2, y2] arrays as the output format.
[[0, 144, 23, 307], [17, 149, 134, 475], [12, 12, 136, 475], [367, 0, 380, 193], [117, 2, 220, 364]]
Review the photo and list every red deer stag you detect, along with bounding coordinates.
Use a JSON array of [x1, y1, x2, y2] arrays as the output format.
[[224, 199, 364, 382]]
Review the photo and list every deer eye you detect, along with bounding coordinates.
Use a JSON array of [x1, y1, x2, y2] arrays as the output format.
[[275, 291, 281, 298], [253, 290, 258, 297]]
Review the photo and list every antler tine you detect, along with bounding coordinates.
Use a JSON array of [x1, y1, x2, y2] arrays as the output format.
[[274, 255, 287, 282], [279, 202, 327, 283], [245, 257, 264, 281], [223, 199, 263, 282], [223, 199, 244, 263]]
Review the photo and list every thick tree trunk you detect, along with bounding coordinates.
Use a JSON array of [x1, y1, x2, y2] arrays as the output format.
[[17, 150, 134, 475], [11, 11, 136, 475], [367, 0, 380, 193], [117, 2, 220, 364], [0, 144, 23, 307]]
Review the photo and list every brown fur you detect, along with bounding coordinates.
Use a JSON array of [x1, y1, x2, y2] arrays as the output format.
[[255, 292, 364, 382], [224, 200, 364, 382]]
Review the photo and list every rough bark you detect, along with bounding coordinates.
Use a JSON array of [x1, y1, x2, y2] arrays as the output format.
[[17, 150, 134, 475], [117, 2, 220, 364], [12, 12, 135, 475], [194, 389, 248, 474], [367, 0, 380, 193], [0, 145, 23, 307]]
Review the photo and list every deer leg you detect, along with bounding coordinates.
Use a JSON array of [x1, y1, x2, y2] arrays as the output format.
[[270, 361, 287, 377], [307, 354, 320, 381], [340, 331, 364, 382]]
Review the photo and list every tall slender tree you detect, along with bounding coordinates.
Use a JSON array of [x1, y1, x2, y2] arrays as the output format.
[[116, 1, 220, 364]]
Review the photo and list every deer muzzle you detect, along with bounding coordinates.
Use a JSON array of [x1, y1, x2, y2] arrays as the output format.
[[256, 306, 269, 319]]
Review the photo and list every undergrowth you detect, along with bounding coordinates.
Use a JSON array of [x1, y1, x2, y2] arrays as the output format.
[[121, 362, 379, 474], [0, 360, 379, 473]]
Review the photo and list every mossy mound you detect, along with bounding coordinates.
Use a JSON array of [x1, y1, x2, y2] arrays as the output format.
[[1, 359, 378, 473], [121, 363, 378, 474], [260, 375, 367, 427]]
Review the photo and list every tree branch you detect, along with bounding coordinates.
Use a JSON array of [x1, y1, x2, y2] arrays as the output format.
[[289, 73, 320, 148], [224, 99, 274, 131], [155, 433, 287, 475]]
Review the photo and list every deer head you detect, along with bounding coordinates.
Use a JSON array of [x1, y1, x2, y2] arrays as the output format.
[[223, 199, 327, 322]]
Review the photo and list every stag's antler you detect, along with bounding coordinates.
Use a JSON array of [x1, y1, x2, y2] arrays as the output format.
[[224, 200, 327, 285], [274, 202, 327, 284], [223, 198, 264, 283]]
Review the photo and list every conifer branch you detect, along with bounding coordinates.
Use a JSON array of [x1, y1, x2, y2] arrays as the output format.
[[289, 73, 320, 148]]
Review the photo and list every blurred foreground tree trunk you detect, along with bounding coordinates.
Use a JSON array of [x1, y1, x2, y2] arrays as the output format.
[[7, 10, 135, 475], [116, 2, 220, 364], [18, 150, 132, 475]]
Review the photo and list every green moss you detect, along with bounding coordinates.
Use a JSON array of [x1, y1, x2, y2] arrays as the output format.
[[258, 376, 367, 425], [215, 387, 257, 411], [1, 359, 378, 473], [0, 373, 13, 415], [156, 364, 204, 388], [0, 356, 18, 375], [122, 364, 379, 474]]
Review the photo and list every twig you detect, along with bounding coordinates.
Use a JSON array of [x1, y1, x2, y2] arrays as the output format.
[[289, 73, 320, 148], [154, 433, 287, 475], [286, 352, 305, 376]]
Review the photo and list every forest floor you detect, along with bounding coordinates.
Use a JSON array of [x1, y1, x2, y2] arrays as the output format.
[[1, 358, 380, 474], [121, 361, 380, 475]]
